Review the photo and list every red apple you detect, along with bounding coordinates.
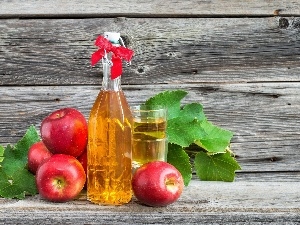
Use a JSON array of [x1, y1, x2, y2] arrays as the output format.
[[27, 141, 53, 174], [77, 150, 87, 188], [40, 108, 88, 158], [36, 154, 86, 202], [77, 150, 87, 175], [132, 161, 184, 207]]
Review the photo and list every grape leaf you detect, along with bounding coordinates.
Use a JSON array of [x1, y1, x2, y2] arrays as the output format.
[[195, 120, 233, 153], [1, 126, 40, 176], [0, 125, 40, 199], [167, 103, 207, 147], [178, 103, 206, 123], [167, 143, 192, 186], [0, 145, 4, 162], [168, 119, 206, 147], [145, 90, 187, 119], [143, 89, 241, 183], [0, 168, 37, 199], [194, 151, 241, 182], [0, 145, 15, 176], [14, 125, 41, 158]]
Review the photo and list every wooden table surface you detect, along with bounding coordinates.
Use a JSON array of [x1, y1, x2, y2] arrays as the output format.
[[0, 1, 299, 224]]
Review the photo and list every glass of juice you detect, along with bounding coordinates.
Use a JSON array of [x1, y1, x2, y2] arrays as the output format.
[[131, 105, 168, 171]]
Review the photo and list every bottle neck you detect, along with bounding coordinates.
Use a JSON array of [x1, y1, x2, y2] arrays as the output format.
[[101, 52, 121, 91]]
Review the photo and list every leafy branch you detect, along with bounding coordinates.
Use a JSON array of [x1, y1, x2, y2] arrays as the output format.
[[144, 90, 241, 186]]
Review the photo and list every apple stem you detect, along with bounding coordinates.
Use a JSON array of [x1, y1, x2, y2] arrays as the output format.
[[54, 178, 64, 189], [165, 178, 179, 194], [165, 179, 176, 186]]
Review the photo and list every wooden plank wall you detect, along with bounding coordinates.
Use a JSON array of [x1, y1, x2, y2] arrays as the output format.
[[0, 0, 300, 181]]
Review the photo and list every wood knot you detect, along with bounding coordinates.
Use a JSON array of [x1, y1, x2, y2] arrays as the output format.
[[136, 65, 149, 74], [274, 9, 282, 16], [192, 69, 198, 74], [137, 67, 144, 73], [270, 156, 281, 162], [278, 18, 289, 29]]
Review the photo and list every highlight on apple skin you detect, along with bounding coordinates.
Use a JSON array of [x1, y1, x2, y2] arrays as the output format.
[[132, 161, 184, 207]]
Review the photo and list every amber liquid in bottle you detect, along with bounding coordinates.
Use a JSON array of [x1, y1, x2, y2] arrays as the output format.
[[87, 56, 132, 205]]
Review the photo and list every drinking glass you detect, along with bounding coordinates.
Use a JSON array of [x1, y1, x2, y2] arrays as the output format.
[[131, 105, 168, 170]]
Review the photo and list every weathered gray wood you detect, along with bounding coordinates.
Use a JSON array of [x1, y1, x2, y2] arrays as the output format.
[[0, 83, 299, 173], [1, 17, 300, 85], [1, 0, 300, 17], [1, 0, 300, 221], [229, 171, 300, 182], [0, 181, 299, 224]]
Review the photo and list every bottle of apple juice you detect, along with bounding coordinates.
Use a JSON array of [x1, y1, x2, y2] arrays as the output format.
[[87, 32, 134, 205]]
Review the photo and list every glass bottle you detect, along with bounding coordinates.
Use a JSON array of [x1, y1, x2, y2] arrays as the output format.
[[87, 32, 133, 205]]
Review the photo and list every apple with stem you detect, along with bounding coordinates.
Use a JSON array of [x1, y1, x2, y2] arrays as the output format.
[[27, 141, 52, 174], [40, 108, 88, 158], [132, 161, 184, 207], [36, 154, 86, 202]]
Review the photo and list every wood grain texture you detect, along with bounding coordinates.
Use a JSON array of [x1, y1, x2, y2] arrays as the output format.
[[0, 181, 299, 224], [0, 0, 300, 222], [0, 83, 299, 173], [227, 171, 300, 182], [1, 0, 300, 17], [1, 17, 300, 85]]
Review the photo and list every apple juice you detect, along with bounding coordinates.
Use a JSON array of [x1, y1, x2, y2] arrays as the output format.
[[87, 32, 134, 205], [87, 90, 132, 205], [132, 118, 167, 169]]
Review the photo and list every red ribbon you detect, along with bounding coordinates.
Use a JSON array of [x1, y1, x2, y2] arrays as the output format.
[[91, 35, 134, 79]]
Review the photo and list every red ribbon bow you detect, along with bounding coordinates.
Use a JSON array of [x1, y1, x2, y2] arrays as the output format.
[[91, 35, 134, 79]]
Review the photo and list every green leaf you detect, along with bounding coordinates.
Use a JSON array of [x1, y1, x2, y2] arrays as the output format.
[[195, 120, 233, 153], [194, 151, 241, 182], [145, 90, 188, 119], [1, 126, 40, 177], [167, 119, 206, 147], [0, 168, 37, 199], [0, 126, 40, 199], [14, 125, 41, 158], [167, 103, 207, 147], [167, 143, 192, 186], [178, 103, 206, 123], [143, 89, 241, 184], [0, 145, 15, 176], [0, 145, 4, 162]]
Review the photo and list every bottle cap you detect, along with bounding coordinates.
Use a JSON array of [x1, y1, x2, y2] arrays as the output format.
[[104, 32, 120, 44]]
